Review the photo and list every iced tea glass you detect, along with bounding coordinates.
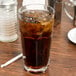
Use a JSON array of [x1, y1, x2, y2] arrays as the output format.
[[18, 4, 54, 73]]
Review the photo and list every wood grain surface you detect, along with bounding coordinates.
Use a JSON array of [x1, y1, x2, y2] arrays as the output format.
[[0, 0, 76, 76]]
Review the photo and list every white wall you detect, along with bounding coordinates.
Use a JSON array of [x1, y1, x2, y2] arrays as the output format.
[[22, 0, 46, 6]]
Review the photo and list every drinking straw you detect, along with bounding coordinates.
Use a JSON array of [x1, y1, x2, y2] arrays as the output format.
[[1, 53, 23, 68]]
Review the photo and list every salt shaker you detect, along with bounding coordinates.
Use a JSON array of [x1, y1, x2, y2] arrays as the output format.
[[55, 0, 62, 26], [47, 0, 62, 26], [0, 0, 18, 42]]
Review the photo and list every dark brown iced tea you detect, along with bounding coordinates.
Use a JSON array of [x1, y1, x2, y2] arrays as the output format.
[[18, 10, 54, 71]]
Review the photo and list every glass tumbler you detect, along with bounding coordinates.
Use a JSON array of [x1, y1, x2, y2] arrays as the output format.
[[0, 0, 18, 42], [18, 4, 55, 73]]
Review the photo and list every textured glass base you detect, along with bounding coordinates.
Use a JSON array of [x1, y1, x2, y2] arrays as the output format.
[[24, 65, 48, 73], [0, 34, 18, 42]]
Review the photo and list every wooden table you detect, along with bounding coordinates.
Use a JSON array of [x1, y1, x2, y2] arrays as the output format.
[[0, 0, 76, 76]]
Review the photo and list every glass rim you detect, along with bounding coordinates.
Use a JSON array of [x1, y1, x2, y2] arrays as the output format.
[[18, 4, 55, 14]]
